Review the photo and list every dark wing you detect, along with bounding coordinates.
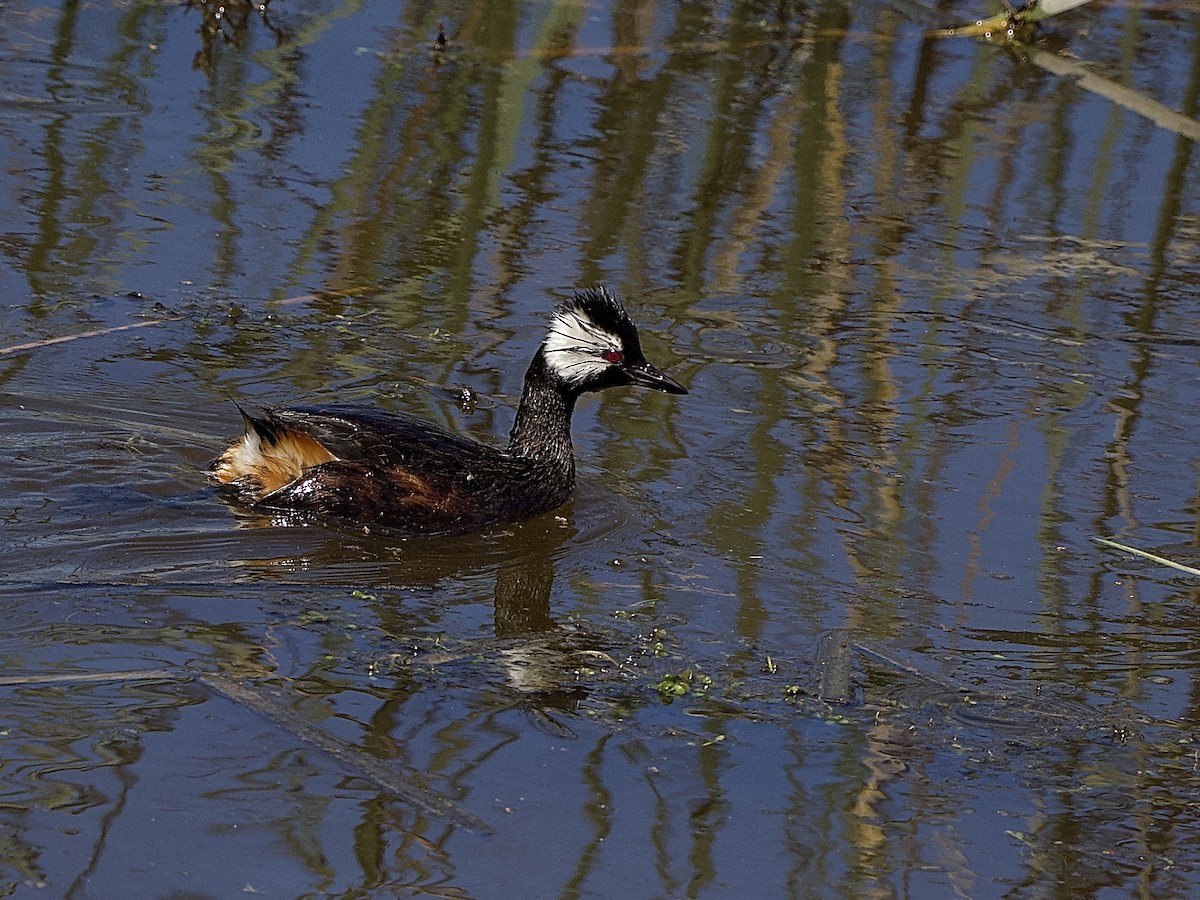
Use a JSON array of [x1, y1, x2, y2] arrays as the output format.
[[269, 403, 495, 471]]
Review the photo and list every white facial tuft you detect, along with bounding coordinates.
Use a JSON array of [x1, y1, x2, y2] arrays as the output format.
[[542, 304, 622, 387]]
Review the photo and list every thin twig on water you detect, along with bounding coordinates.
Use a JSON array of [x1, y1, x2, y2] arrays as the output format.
[[0, 317, 178, 356]]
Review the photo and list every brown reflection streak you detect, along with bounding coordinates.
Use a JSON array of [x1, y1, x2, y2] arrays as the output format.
[[819, 13, 906, 607], [575, 1, 710, 290], [692, 10, 835, 638], [851, 723, 907, 893], [331, 21, 477, 299], [858, 6, 904, 546], [959, 417, 1021, 610], [592, 0, 659, 293], [709, 36, 813, 294], [803, 116, 861, 581], [562, 733, 614, 896]]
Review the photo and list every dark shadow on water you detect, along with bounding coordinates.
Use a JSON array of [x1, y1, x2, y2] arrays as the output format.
[[215, 480, 633, 586]]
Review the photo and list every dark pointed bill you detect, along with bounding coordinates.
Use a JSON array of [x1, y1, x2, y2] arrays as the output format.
[[628, 361, 688, 395]]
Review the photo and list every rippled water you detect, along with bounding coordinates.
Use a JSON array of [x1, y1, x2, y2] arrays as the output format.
[[2, 0, 1200, 896]]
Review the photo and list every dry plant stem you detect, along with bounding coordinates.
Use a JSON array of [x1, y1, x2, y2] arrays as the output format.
[[0, 317, 178, 356], [919, 0, 1200, 142], [1028, 48, 1200, 142], [1093, 537, 1200, 576], [0, 284, 380, 357], [0, 669, 177, 686]]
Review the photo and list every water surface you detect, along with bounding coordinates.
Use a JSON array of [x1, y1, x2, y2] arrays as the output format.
[[2, 0, 1200, 896]]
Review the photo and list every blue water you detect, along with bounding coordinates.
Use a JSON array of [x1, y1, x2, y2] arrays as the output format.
[[2, 0, 1199, 895]]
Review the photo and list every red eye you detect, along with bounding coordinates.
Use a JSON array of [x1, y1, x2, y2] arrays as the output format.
[[603, 349, 623, 363]]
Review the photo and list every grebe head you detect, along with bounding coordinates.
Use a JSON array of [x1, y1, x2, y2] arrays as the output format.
[[541, 287, 687, 396]]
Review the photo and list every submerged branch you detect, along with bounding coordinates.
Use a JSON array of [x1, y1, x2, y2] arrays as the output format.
[[198, 671, 492, 834], [0, 666, 490, 833]]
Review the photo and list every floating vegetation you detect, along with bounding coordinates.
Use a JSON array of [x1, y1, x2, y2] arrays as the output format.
[[656, 668, 713, 702], [927, 0, 1094, 42]]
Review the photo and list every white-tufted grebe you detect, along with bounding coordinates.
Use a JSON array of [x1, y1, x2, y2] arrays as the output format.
[[208, 287, 687, 534]]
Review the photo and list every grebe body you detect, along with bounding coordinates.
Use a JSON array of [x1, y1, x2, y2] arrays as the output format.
[[209, 288, 686, 534]]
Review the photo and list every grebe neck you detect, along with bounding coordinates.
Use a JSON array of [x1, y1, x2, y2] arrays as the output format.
[[507, 349, 577, 473]]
